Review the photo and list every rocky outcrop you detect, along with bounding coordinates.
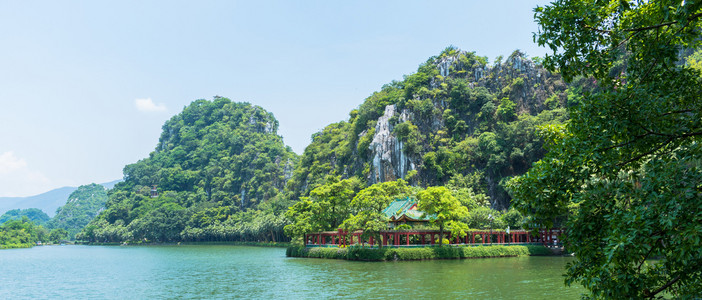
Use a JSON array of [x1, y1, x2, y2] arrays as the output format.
[[368, 105, 415, 184]]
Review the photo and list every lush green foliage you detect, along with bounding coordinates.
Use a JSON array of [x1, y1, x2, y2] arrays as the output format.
[[85, 48, 565, 247], [287, 47, 569, 209], [284, 176, 364, 241], [417, 186, 469, 245], [341, 180, 413, 248], [46, 184, 107, 239], [80, 99, 298, 243], [0, 217, 48, 249], [285, 177, 524, 244], [509, 1, 702, 298], [287, 244, 551, 261], [0, 208, 50, 225]]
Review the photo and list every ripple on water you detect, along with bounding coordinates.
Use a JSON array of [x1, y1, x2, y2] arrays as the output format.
[[0, 246, 584, 299]]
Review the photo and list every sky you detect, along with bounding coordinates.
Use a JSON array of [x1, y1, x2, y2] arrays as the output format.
[[0, 0, 552, 197]]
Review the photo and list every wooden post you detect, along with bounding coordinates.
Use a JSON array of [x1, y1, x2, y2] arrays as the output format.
[[431, 233, 435, 245]]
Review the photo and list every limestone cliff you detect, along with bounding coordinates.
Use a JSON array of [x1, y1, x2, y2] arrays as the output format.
[[288, 48, 570, 209]]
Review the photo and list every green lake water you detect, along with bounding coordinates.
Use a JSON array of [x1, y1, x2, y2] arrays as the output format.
[[0, 245, 584, 299]]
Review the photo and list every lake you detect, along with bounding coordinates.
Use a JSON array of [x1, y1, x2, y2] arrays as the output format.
[[0, 245, 584, 299]]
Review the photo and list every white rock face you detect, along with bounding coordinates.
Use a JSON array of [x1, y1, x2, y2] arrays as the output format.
[[368, 105, 414, 184], [438, 56, 456, 77]]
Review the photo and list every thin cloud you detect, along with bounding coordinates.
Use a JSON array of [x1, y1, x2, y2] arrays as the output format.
[[0, 151, 52, 197], [135, 98, 167, 112], [0, 151, 27, 174]]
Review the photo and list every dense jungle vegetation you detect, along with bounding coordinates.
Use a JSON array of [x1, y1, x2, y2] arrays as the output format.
[[47, 184, 108, 239], [79, 100, 297, 243], [0, 184, 109, 247], [0, 208, 50, 225], [78, 47, 573, 244], [507, 0, 702, 298], [287, 48, 572, 210]]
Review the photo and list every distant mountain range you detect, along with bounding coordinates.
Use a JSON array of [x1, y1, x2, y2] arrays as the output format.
[[0, 180, 121, 217]]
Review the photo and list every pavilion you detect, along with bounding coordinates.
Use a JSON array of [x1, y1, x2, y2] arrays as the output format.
[[382, 198, 431, 228], [305, 197, 564, 247]]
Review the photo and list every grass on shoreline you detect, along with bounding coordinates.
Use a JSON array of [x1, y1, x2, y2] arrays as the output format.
[[0, 243, 34, 249], [287, 244, 554, 261]]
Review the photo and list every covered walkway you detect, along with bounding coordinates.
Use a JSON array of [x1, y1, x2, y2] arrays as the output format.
[[305, 228, 564, 247]]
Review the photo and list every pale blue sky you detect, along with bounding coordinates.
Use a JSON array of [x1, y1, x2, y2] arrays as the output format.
[[0, 0, 551, 197]]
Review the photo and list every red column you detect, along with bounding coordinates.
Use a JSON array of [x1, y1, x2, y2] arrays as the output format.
[[542, 230, 545, 245], [369, 236, 374, 246], [406, 233, 410, 245], [471, 233, 475, 244], [421, 234, 425, 245], [431, 234, 435, 245]]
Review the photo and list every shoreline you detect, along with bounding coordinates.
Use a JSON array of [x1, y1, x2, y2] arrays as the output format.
[[287, 244, 558, 261], [75, 241, 291, 248]]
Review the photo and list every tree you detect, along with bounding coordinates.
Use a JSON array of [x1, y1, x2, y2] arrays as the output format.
[[341, 180, 412, 248], [49, 228, 69, 243], [82, 98, 299, 243], [283, 199, 322, 243], [308, 176, 364, 230], [0, 208, 50, 225], [417, 186, 469, 247], [47, 183, 108, 239], [509, 1, 702, 298]]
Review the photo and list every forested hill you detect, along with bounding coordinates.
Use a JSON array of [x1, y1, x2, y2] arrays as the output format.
[[288, 47, 572, 209], [47, 184, 108, 239], [80, 99, 297, 243], [82, 48, 574, 243]]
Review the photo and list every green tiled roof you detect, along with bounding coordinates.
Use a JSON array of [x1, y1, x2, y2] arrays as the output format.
[[382, 198, 430, 221]]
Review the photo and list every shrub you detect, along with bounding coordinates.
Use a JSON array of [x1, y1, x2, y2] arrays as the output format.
[[346, 246, 387, 261], [287, 244, 553, 260]]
